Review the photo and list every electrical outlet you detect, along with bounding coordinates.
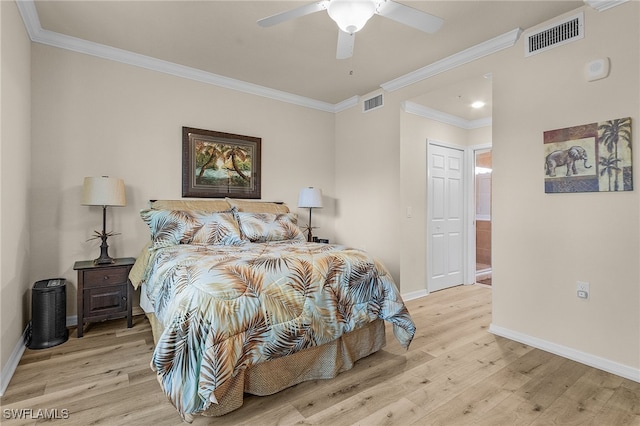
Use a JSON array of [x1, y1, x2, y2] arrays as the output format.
[[577, 281, 590, 299]]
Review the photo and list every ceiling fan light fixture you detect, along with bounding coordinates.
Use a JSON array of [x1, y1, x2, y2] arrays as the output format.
[[327, 0, 377, 34]]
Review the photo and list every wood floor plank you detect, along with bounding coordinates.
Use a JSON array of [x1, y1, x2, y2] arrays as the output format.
[[411, 362, 532, 424], [2, 284, 638, 426], [603, 383, 640, 420], [220, 404, 306, 426], [403, 339, 533, 420], [290, 348, 434, 418], [353, 397, 428, 426], [300, 335, 525, 425]]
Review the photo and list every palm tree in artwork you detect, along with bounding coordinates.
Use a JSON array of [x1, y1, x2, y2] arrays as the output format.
[[196, 143, 223, 180], [599, 153, 622, 192], [598, 118, 632, 191], [222, 145, 251, 183]]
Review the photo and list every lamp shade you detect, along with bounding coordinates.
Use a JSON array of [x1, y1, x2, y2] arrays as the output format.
[[327, 0, 376, 33], [81, 176, 126, 207], [298, 187, 323, 208]]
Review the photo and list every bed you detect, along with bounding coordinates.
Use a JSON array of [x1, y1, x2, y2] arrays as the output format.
[[129, 198, 416, 422]]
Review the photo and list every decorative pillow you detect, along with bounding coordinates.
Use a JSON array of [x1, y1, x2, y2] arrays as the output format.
[[190, 211, 245, 246], [140, 209, 244, 248], [235, 212, 305, 242], [140, 209, 201, 248], [226, 198, 290, 214]]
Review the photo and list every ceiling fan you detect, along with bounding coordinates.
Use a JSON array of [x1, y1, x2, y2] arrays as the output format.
[[257, 0, 443, 59]]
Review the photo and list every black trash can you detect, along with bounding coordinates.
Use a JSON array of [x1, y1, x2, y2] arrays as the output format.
[[28, 278, 69, 349]]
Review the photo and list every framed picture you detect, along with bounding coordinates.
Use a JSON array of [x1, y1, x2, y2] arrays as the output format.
[[182, 127, 261, 199], [544, 117, 632, 193]]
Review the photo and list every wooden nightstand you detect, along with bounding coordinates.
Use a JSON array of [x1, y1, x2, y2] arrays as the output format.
[[73, 257, 135, 337]]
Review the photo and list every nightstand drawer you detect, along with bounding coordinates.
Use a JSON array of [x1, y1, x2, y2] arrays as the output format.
[[83, 268, 129, 288], [84, 284, 128, 317]]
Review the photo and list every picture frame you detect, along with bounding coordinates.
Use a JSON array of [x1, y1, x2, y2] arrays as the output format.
[[182, 127, 261, 199], [544, 117, 632, 193]]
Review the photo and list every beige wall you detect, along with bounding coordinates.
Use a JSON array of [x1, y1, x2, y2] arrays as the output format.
[[336, 2, 640, 376], [336, 3, 639, 372], [334, 94, 402, 280], [491, 4, 639, 368], [30, 44, 336, 319], [468, 125, 492, 147], [0, 0, 32, 381]]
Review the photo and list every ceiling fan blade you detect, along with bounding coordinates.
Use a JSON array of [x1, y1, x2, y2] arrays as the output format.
[[336, 30, 355, 59], [257, 1, 328, 27], [376, 0, 443, 33]]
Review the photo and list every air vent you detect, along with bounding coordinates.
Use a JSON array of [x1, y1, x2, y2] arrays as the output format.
[[363, 94, 384, 112], [525, 12, 584, 57]]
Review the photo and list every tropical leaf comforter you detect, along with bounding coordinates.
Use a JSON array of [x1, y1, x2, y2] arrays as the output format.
[[140, 240, 416, 420]]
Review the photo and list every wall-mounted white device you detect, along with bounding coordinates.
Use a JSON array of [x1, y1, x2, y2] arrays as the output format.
[[585, 58, 610, 82]]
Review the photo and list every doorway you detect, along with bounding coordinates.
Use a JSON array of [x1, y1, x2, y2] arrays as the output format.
[[474, 149, 492, 285]]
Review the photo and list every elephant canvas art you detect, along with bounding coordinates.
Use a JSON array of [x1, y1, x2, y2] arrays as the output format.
[[543, 118, 632, 193], [545, 146, 592, 177]]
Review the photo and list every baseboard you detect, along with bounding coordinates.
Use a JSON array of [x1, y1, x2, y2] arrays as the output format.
[[489, 323, 640, 383], [0, 326, 28, 397], [66, 315, 77, 327], [402, 283, 480, 301], [402, 289, 428, 301]]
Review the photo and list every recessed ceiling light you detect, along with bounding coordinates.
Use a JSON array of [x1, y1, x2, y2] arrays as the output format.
[[471, 101, 485, 109]]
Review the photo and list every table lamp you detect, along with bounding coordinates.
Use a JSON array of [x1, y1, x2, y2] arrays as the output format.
[[81, 176, 126, 264], [298, 187, 323, 242]]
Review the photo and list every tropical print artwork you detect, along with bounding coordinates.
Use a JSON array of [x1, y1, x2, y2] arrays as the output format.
[[195, 140, 252, 188], [544, 117, 632, 193], [140, 240, 416, 419], [182, 127, 261, 199]]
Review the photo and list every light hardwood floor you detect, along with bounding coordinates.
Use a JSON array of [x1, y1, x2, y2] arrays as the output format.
[[2, 284, 639, 425]]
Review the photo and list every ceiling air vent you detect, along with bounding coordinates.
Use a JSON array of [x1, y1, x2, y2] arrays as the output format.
[[363, 94, 384, 112], [525, 12, 584, 57]]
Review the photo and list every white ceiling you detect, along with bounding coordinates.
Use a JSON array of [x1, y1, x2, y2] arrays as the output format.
[[29, 1, 585, 119]]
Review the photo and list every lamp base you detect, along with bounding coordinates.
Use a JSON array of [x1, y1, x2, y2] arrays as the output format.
[[305, 207, 317, 243], [94, 256, 115, 265], [93, 237, 115, 265]]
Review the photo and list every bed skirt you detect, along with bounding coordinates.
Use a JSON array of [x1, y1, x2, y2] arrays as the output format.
[[146, 313, 386, 419]]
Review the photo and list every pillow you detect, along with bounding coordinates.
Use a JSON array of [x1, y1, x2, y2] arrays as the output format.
[[140, 209, 200, 248], [140, 209, 244, 248], [190, 211, 245, 246], [150, 199, 231, 212], [226, 198, 290, 214], [235, 212, 305, 242]]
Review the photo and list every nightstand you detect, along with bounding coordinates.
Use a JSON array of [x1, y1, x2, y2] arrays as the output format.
[[73, 257, 135, 337]]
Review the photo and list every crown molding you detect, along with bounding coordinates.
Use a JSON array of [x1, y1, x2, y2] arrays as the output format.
[[584, 0, 629, 11], [15, 0, 335, 113], [15, 0, 41, 39], [333, 96, 359, 113], [402, 101, 492, 130], [381, 28, 522, 93], [17, 0, 515, 115], [42, 29, 336, 113]]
